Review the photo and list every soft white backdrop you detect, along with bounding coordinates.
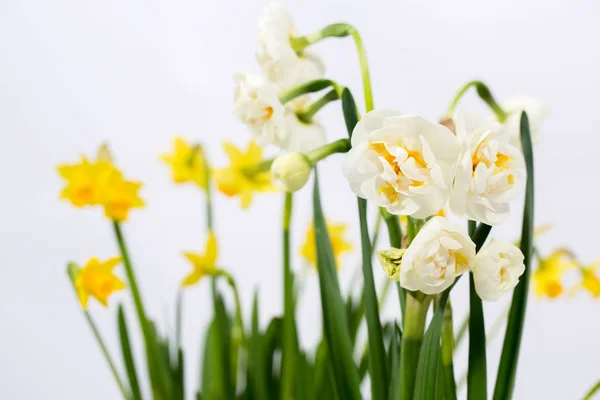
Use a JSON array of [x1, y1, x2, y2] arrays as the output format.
[[1, 0, 599, 399]]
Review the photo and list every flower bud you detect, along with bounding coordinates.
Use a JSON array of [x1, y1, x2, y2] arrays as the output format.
[[271, 152, 313, 192], [377, 248, 406, 281]]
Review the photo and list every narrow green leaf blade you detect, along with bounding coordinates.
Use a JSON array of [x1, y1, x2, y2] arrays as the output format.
[[358, 197, 389, 399], [493, 112, 535, 400], [117, 305, 141, 400], [388, 326, 402, 400], [312, 173, 362, 400]]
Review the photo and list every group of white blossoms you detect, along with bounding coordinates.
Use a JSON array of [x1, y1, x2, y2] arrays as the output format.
[[234, 2, 548, 302]]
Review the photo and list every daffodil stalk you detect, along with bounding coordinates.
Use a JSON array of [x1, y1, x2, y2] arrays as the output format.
[[214, 269, 247, 345], [296, 89, 340, 123], [198, 144, 213, 231], [440, 299, 457, 396], [399, 294, 432, 400], [281, 191, 297, 399], [290, 23, 374, 111], [446, 80, 508, 122], [66, 263, 130, 400], [278, 79, 342, 105]]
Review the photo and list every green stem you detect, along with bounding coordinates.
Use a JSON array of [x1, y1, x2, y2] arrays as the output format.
[[67, 264, 130, 400], [290, 23, 374, 112], [296, 89, 339, 123], [381, 209, 406, 318], [112, 222, 148, 331], [440, 300, 457, 399], [582, 380, 600, 400], [278, 79, 340, 104], [399, 294, 431, 400], [306, 138, 351, 165], [215, 269, 247, 345], [446, 80, 508, 122], [200, 146, 213, 232], [281, 192, 296, 399]]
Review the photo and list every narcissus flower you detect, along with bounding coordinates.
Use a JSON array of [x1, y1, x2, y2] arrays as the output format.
[[301, 221, 352, 270], [574, 260, 600, 298], [234, 72, 287, 147], [450, 112, 525, 225], [99, 169, 144, 221], [342, 110, 461, 218], [58, 152, 145, 221], [533, 249, 575, 298], [497, 96, 548, 147], [400, 216, 475, 294], [182, 232, 218, 286], [160, 137, 207, 188], [74, 257, 126, 309], [472, 239, 525, 301], [213, 140, 277, 209], [256, 2, 324, 88], [57, 156, 115, 207], [271, 152, 312, 192]]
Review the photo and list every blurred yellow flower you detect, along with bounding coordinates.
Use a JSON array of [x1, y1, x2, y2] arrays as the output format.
[[182, 231, 218, 286], [213, 140, 276, 209], [58, 150, 144, 221], [301, 221, 353, 270], [533, 249, 576, 299], [75, 257, 126, 309], [99, 169, 145, 221], [577, 261, 600, 298], [160, 137, 207, 188], [57, 156, 115, 207]]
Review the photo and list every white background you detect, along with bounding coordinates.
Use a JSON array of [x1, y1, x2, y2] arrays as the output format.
[[1, 0, 599, 399]]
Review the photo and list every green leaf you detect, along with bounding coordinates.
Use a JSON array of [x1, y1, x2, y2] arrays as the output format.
[[493, 112, 535, 400], [357, 197, 389, 399], [213, 287, 235, 400], [312, 172, 362, 400], [247, 291, 268, 400], [414, 223, 492, 400], [388, 325, 402, 400], [341, 87, 359, 135], [117, 305, 142, 400], [438, 302, 457, 400], [467, 221, 488, 400]]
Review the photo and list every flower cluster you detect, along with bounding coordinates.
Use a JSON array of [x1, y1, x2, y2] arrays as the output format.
[[57, 149, 144, 221], [378, 216, 525, 300]]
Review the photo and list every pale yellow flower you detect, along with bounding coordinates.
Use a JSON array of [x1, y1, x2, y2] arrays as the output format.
[[75, 257, 126, 309], [213, 140, 276, 209], [533, 249, 576, 299], [182, 232, 218, 286], [301, 221, 353, 270], [160, 137, 207, 188]]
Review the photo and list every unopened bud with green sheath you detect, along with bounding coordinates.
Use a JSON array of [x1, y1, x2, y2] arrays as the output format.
[[271, 152, 313, 192], [377, 248, 406, 281]]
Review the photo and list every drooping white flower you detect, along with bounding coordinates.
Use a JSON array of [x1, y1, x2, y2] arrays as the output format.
[[450, 112, 525, 225], [256, 2, 324, 88], [234, 72, 287, 147], [342, 110, 461, 218], [472, 239, 525, 301], [497, 96, 548, 147], [400, 216, 475, 294], [283, 110, 326, 152]]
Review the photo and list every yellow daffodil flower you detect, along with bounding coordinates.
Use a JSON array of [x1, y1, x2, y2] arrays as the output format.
[[301, 221, 353, 270], [57, 156, 116, 207], [58, 149, 144, 221], [99, 169, 145, 221], [533, 249, 576, 299], [182, 232, 218, 286], [75, 257, 126, 309], [160, 137, 207, 188], [574, 260, 600, 298], [213, 140, 276, 209]]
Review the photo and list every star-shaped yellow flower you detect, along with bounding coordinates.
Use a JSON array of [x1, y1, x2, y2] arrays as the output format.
[[213, 140, 276, 209], [57, 156, 116, 207], [533, 249, 576, 299], [182, 232, 219, 286], [58, 150, 145, 221], [160, 137, 207, 188], [75, 257, 126, 309], [99, 169, 145, 221], [301, 221, 353, 270], [577, 260, 600, 298]]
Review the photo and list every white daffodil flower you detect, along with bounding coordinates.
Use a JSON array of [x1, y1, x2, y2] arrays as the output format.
[[472, 239, 525, 301], [234, 72, 287, 148], [283, 111, 326, 153], [400, 216, 475, 295], [497, 95, 549, 147], [256, 2, 324, 88], [450, 111, 525, 225], [342, 110, 461, 218]]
